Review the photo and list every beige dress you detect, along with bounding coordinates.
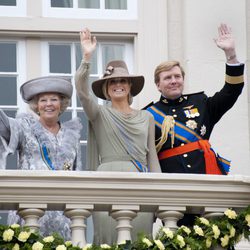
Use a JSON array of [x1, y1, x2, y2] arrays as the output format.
[[75, 61, 160, 244]]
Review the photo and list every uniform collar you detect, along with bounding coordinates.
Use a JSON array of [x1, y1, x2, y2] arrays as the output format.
[[160, 95, 188, 105]]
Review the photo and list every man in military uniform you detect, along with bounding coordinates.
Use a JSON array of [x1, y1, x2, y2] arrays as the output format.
[[147, 23, 244, 176]]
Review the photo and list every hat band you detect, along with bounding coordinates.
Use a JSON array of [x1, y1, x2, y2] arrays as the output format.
[[104, 67, 129, 78]]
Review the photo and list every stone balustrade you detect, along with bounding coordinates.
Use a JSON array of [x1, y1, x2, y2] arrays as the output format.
[[0, 170, 250, 249]]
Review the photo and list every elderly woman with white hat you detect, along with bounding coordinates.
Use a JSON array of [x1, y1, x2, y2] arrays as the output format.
[[75, 28, 161, 245], [0, 76, 82, 240]]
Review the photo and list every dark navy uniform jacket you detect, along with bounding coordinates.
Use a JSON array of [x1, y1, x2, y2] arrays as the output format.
[[146, 64, 244, 174]]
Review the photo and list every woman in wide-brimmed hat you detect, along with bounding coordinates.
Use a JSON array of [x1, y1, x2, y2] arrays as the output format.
[[75, 28, 161, 245], [0, 76, 82, 240]]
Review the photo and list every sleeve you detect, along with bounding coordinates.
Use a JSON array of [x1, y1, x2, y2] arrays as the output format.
[[147, 114, 162, 173], [86, 120, 100, 171], [75, 61, 100, 121], [74, 141, 82, 171], [0, 136, 8, 169], [0, 111, 24, 169], [0, 109, 10, 143], [207, 63, 244, 124]]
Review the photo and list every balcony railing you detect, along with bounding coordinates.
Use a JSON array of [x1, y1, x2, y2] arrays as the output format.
[[0, 170, 250, 249]]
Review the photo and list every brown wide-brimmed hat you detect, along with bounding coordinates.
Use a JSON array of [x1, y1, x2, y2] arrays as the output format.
[[92, 60, 144, 100], [20, 76, 73, 102]]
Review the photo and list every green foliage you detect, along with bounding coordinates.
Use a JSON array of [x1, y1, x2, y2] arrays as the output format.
[[0, 206, 250, 250]]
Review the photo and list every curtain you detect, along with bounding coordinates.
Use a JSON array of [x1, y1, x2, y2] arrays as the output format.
[[0, 0, 16, 6], [102, 44, 124, 69], [78, 0, 100, 8], [105, 0, 127, 10], [50, 0, 73, 8]]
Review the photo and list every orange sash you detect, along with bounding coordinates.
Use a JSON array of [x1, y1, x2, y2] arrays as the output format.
[[158, 140, 222, 175]]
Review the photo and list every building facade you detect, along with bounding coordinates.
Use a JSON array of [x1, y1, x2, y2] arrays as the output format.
[[0, 0, 249, 176], [0, 0, 249, 246]]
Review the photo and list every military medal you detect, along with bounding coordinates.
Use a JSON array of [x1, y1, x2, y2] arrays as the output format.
[[186, 120, 198, 130], [184, 108, 200, 118]]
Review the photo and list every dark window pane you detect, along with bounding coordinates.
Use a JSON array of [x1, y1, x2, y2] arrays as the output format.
[[76, 76, 98, 107], [59, 111, 72, 123], [0, 43, 16, 72], [105, 0, 127, 9], [0, 0, 16, 6], [77, 111, 88, 140], [0, 212, 8, 225], [0, 76, 17, 105], [81, 144, 87, 170], [6, 151, 17, 170], [75, 43, 82, 70], [51, 0, 73, 8], [49, 44, 71, 73], [78, 0, 100, 8], [75, 43, 97, 74]]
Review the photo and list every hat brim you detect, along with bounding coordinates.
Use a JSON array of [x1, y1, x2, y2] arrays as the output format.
[[92, 75, 144, 100], [20, 76, 73, 102]]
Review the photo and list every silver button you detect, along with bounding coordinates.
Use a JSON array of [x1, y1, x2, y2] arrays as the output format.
[[173, 114, 177, 118], [181, 143, 185, 146], [183, 154, 188, 157], [187, 164, 191, 168], [172, 109, 176, 112]]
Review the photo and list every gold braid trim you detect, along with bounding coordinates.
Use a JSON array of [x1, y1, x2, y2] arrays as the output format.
[[225, 75, 244, 84], [156, 115, 175, 153]]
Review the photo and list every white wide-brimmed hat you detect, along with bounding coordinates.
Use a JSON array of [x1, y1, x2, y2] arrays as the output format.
[[92, 60, 144, 100], [20, 76, 73, 102]]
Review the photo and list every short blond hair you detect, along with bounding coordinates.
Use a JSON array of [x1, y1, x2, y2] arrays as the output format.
[[154, 61, 185, 84]]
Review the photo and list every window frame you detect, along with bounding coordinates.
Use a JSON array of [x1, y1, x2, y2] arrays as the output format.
[[0, 0, 26, 17], [43, 0, 137, 20], [0, 39, 26, 113], [0, 39, 26, 170]]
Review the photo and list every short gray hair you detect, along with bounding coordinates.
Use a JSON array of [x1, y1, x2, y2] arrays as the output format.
[[29, 93, 70, 115]]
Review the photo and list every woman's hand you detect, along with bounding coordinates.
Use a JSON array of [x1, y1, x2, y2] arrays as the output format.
[[80, 28, 97, 62]]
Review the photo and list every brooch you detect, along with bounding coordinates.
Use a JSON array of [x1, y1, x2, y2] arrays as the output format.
[[104, 66, 114, 77], [63, 162, 72, 171]]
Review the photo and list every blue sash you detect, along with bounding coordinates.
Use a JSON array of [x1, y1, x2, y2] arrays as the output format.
[[147, 105, 230, 174], [132, 160, 148, 172], [40, 144, 56, 170], [217, 154, 230, 173]]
